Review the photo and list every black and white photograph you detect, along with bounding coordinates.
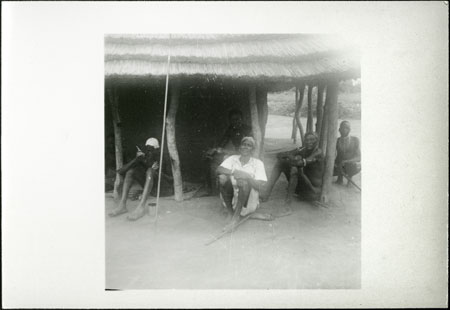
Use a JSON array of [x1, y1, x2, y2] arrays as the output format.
[[104, 33, 362, 289], [2, 2, 448, 308]]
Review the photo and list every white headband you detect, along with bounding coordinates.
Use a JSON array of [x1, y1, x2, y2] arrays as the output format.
[[145, 138, 160, 149]]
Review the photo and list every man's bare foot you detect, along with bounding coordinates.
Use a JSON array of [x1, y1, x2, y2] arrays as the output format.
[[335, 178, 344, 185], [109, 207, 127, 217], [192, 187, 211, 198], [220, 208, 232, 220], [274, 205, 292, 217], [224, 213, 234, 224], [312, 200, 328, 208], [127, 205, 147, 221]]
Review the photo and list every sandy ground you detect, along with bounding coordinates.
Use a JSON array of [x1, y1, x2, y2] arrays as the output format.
[[105, 116, 361, 289]]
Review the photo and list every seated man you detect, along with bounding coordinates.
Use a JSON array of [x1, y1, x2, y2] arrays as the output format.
[[334, 121, 361, 186], [261, 132, 324, 213], [216, 137, 271, 229], [109, 137, 172, 221], [203, 109, 253, 196]]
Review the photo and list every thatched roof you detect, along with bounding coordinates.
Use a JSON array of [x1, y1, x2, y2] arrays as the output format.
[[105, 34, 360, 83]]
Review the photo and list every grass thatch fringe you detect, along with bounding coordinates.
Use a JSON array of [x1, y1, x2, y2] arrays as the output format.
[[105, 34, 360, 80]]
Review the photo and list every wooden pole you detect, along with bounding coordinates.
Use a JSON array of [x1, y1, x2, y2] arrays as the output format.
[[249, 84, 262, 158], [291, 88, 298, 143], [291, 117, 297, 143], [315, 83, 325, 136], [155, 53, 171, 222], [107, 88, 124, 202], [256, 87, 268, 157], [295, 84, 306, 145], [306, 84, 314, 133], [166, 82, 183, 202], [319, 86, 329, 154], [320, 79, 339, 205]]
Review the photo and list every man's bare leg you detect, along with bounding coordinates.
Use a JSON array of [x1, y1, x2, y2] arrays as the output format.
[[127, 168, 155, 221], [285, 167, 298, 204], [261, 160, 287, 202], [218, 174, 234, 219], [200, 158, 215, 197], [109, 169, 135, 216], [336, 168, 344, 185], [346, 175, 354, 187], [334, 163, 345, 185], [223, 179, 250, 231], [343, 162, 361, 187], [273, 166, 297, 217]]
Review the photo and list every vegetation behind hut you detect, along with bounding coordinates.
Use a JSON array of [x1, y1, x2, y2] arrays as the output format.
[[268, 79, 361, 120]]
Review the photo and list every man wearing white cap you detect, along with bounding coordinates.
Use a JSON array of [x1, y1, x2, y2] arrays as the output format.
[[110, 137, 167, 221], [216, 136, 273, 229]]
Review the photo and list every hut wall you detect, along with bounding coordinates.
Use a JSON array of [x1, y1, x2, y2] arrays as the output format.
[[105, 80, 251, 183]]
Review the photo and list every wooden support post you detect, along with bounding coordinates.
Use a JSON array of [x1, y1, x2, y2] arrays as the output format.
[[249, 84, 262, 158], [291, 117, 297, 143], [256, 87, 268, 157], [315, 83, 325, 136], [167, 82, 183, 202], [306, 84, 314, 133], [107, 88, 124, 202], [295, 84, 306, 145], [319, 86, 329, 154], [320, 79, 339, 205], [291, 88, 298, 143]]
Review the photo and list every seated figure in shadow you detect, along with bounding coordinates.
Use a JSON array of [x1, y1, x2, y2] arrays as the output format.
[[261, 132, 324, 215]]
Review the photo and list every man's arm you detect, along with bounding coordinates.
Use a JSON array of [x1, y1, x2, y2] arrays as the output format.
[[116, 148, 145, 174], [287, 148, 323, 168], [247, 179, 266, 192], [216, 155, 235, 176], [277, 148, 300, 162], [232, 169, 266, 191], [347, 137, 361, 162], [305, 148, 323, 165], [216, 165, 233, 176]]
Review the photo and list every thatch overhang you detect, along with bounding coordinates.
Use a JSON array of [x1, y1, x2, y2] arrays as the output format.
[[104, 34, 360, 197], [105, 34, 360, 90]]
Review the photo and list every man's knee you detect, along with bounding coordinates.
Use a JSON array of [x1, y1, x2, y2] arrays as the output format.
[[275, 158, 289, 169], [236, 179, 250, 191], [124, 168, 137, 181], [125, 168, 134, 176], [218, 174, 229, 186], [145, 168, 156, 181], [145, 168, 155, 180], [344, 162, 361, 177], [289, 166, 299, 177]]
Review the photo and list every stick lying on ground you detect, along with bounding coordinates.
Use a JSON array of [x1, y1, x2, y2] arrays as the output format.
[[342, 173, 361, 191], [205, 214, 252, 246]]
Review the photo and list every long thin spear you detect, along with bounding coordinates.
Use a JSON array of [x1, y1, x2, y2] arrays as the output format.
[[342, 173, 361, 191], [205, 214, 252, 246], [154, 39, 171, 225]]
